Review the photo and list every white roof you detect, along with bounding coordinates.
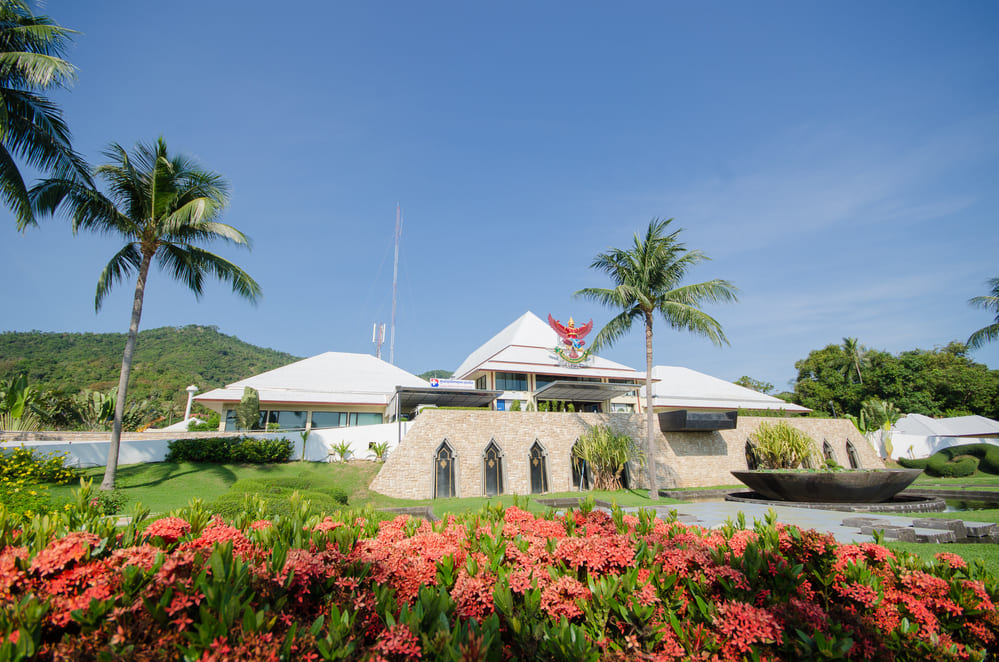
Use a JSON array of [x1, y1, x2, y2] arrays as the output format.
[[642, 365, 811, 412], [195, 352, 428, 407], [894, 413, 999, 437], [453, 311, 644, 381]]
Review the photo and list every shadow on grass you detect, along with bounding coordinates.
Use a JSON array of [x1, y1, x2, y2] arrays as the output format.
[[121, 462, 237, 488]]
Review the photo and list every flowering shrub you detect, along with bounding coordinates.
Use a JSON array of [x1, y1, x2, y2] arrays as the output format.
[[0, 446, 77, 522], [0, 486, 996, 661]]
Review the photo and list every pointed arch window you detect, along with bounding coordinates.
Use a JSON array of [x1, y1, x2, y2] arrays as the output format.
[[745, 441, 759, 470], [846, 440, 861, 469], [822, 440, 837, 464], [571, 439, 592, 491], [434, 441, 457, 499], [529, 440, 549, 494], [483, 440, 504, 496]]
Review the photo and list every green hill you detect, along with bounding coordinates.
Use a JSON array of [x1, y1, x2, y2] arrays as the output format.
[[0, 325, 300, 417]]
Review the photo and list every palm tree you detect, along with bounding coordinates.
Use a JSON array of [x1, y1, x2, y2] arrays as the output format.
[[967, 277, 999, 351], [30, 137, 261, 489], [575, 218, 738, 499], [841, 337, 866, 385], [0, 0, 89, 228]]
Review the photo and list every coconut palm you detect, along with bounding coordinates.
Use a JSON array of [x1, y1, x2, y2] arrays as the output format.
[[30, 137, 261, 489], [0, 0, 89, 228], [575, 218, 738, 499], [841, 337, 867, 385], [967, 277, 999, 351]]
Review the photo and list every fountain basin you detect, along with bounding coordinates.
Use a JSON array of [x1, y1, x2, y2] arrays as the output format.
[[731, 469, 922, 503]]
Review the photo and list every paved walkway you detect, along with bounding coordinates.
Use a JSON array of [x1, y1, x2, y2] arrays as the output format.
[[621, 502, 913, 543]]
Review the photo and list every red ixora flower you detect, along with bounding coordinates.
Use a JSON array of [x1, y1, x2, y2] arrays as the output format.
[[714, 599, 782, 654], [540, 575, 591, 620], [373, 623, 421, 660], [143, 517, 191, 545], [30, 532, 101, 577], [933, 552, 967, 570]]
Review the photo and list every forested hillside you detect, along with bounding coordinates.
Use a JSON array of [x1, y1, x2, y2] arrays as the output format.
[[0, 326, 299, 415]]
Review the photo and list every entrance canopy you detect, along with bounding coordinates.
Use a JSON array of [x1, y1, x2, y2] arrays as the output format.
[[533, 381, 639, 403], [389, 386, 502, 415]]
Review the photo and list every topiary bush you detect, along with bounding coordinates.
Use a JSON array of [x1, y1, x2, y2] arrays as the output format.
[[898, 443, 999, 477], [165, 436, 293, 464]]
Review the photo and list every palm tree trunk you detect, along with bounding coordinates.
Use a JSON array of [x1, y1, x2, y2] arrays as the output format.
[[100, 250, 152, 490], [645, 311, 658, 500]]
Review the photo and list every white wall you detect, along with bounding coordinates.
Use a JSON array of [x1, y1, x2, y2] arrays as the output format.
[[1, 437, 174, 468], [2, 421, 412, 467], [890, 432, 999, 460], [299, 422, 411, 461]]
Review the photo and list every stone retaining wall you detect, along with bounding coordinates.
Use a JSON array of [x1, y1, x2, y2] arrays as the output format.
[[369, 411, 883, 499]]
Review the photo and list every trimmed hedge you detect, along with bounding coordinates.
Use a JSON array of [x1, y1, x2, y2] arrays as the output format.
[[165, 436, 293, 464], [208, 477, 350, 520], [898, 442, 999, 477]]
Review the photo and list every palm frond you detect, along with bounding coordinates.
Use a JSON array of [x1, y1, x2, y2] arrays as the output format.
[[157, 244, 261, 304], [94, 243, 142, 311], [0, 141, 31, 227], [589, 310, 638, 353]]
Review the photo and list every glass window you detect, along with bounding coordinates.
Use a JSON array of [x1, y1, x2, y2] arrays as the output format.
[[495, 372, 528, 391], [745, 442, 758, 470], [310, 411, 347, 429], [258, 410, 278, 428], [349, 412, 383, 426], [483, 441, 504, 496], [475, 375, 489, 390], [435, 441, 456, 498], [274, 410, 307, 429], [611, 403, 633, 413], [529, 441, 549, 494], [224, 409, 237, 431], [535, 375, 555, 390], [846, 440, 861, 469], [822, 440, 836, 463]]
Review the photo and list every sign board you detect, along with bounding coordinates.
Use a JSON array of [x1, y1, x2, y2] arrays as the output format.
[[429, 378, 475, 390]]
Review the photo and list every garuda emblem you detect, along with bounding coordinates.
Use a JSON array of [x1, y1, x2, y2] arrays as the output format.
[[548, 314, 594, 365]]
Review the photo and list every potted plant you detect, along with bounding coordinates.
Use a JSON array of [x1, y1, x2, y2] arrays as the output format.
[[732, 421, 920, 503]]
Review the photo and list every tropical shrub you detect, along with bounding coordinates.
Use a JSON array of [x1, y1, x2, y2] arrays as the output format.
[[235, 386, 260, 430], [0, 447, 78, 522], [370, 441, 390, 462], [573, 425, 643, 490], [898, 443, 999, 477], [749, 421, 820, 469], [329, 440, 352, 463], [0, 484, 995, 661], [164, 436, 293, 464]]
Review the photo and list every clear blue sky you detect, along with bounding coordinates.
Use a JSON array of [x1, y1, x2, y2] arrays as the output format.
[[2, 1, 997, 394]]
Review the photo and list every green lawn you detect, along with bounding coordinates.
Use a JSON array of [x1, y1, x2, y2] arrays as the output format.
[[48, 461, 681, 516], [886, 542, 999, 577]]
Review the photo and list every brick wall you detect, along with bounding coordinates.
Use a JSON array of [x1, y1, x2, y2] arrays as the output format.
[[369, 411, 884, 499]]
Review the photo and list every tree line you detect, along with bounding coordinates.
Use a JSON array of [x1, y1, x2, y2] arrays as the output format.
[[784, 338, 998, 420]]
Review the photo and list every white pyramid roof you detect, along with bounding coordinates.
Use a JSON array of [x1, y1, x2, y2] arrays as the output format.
[[642, 365, 810, 412], [453, 311, 643, 381], [196, 352, 428, 407], [894, 413, 999, 437]]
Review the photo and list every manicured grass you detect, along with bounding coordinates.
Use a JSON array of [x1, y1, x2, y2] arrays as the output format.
[[911, 473, 999, 489], [887, 542, 999, 577], [49, 461, 388, 514], [47, 461, 681, 515]]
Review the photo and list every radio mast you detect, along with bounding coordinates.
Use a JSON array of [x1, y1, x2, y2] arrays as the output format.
[[372, 323, 385, 359], [390, 204, 401, 365]]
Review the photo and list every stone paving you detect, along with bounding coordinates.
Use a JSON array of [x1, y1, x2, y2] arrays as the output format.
[[619, 501, 998, 544]]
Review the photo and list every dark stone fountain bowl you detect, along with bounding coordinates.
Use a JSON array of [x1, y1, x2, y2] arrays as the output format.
[[730, 469, 923, 503]]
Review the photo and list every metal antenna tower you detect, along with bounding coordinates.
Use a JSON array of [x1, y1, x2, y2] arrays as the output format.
[[390, 204, 401, 364], [372, 323, 385, 359]]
